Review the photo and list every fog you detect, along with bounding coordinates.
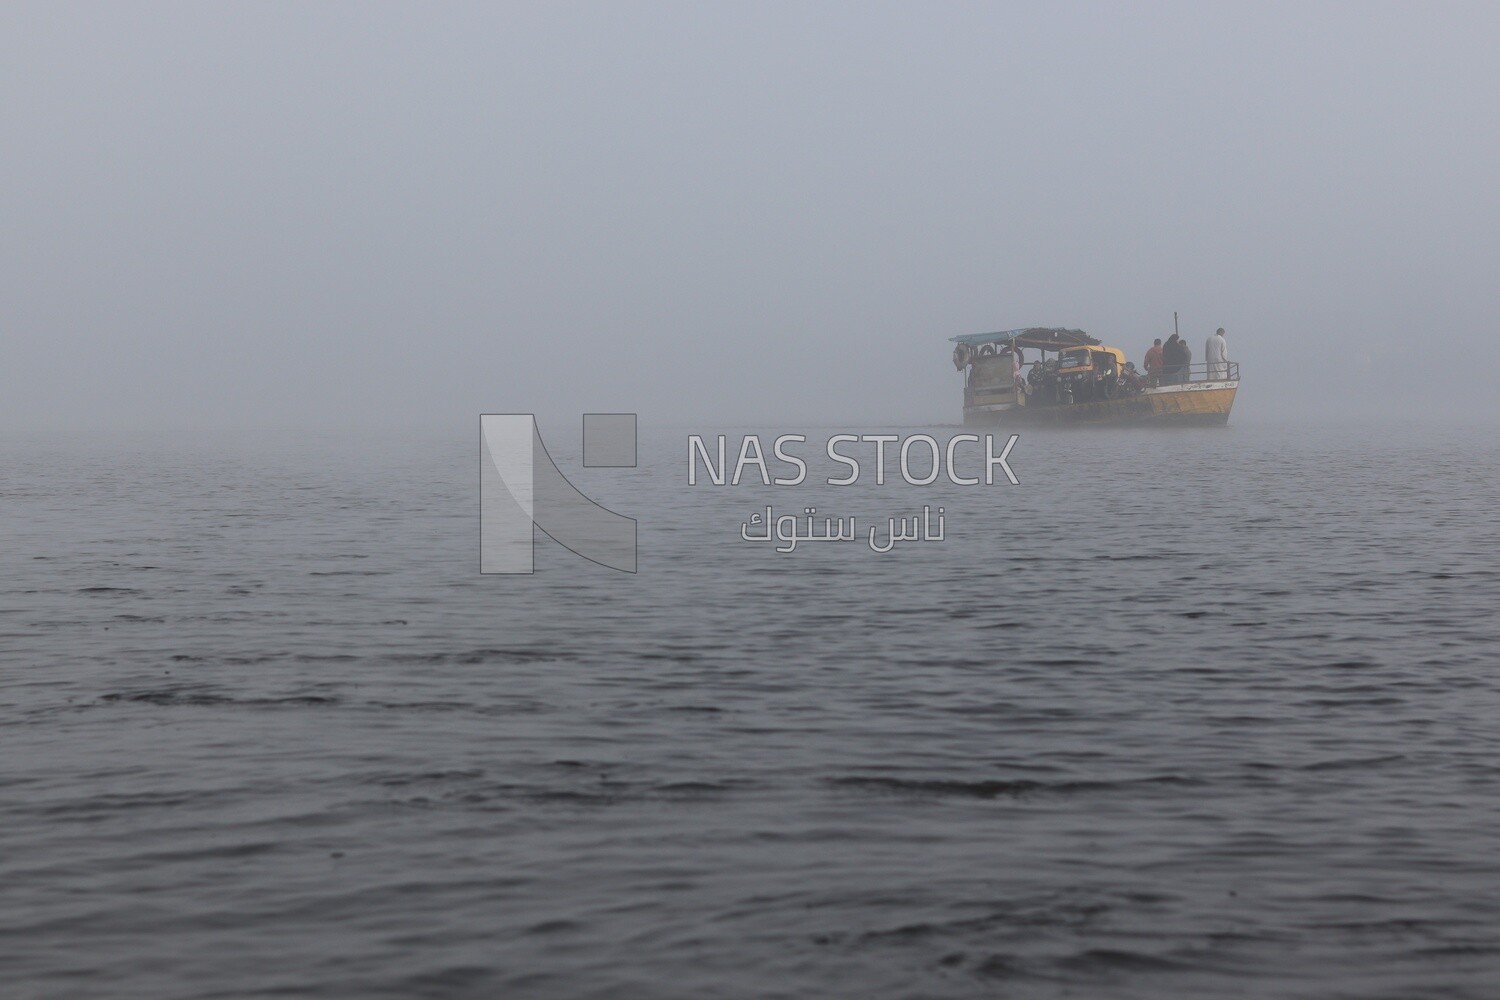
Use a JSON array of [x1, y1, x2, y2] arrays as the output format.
[[3, 1, 1497, 436]]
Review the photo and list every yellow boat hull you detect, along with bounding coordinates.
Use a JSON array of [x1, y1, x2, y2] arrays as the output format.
[[964, 382, 1238, 426]]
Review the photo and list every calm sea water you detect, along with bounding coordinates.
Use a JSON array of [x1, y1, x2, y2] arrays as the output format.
[[3, 420, 1499, 999]]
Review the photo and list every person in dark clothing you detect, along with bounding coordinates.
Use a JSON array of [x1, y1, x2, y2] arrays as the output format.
[[1162, 334, 1184, 383], [1179, 336, 1193, 381]]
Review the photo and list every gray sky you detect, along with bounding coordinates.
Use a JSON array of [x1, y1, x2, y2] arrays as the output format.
[[3, 1, 1497, 433]]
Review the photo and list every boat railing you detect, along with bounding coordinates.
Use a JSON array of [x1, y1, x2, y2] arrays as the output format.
[[966, 360, 1238, 401], [1147, 361, 1239, 386]]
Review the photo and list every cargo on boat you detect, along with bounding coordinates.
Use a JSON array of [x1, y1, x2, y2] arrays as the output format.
[[951, 327, 1239, 427]]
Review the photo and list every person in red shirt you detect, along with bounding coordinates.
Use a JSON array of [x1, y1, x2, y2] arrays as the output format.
[[1143, 339, 1164, 384]]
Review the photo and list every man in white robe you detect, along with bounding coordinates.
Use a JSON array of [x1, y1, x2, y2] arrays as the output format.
[[1205, 327, 1230, 379]]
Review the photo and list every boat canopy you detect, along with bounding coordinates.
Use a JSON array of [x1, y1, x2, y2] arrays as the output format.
[[949, 327, 1100, 351]]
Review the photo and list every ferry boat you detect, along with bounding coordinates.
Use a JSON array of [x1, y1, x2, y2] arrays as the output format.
[[952, 327, 1239, 427]]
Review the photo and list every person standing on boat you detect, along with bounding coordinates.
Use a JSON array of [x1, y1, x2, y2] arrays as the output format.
[[1144, 339, 1164, 385], [1205, 327, 1229, 379], [1162, 334, 1184, 383], [1179, 336, 1193, 381]]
